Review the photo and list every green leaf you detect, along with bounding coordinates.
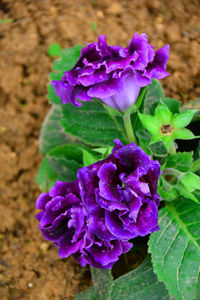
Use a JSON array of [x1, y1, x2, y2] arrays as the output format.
[[162, 97, 181, 114], [75, 286, 95, 300], [35, 157, 62, 192], [47, 45, 83, 104], [39, 105, 72, 155], [172, 110, 197, 129], [47, 43, 62, 57], [179, 172, 200, 203], [155, 102, 172, 124], [52, 45, 83, 72], [138, 113, 160, 135], [47, 72, 63, 105], [172, 128, 196, 140], [0, 18, 13, 24], [136, 129, 167, 158], [91, 267, 113, 300], [46, 144, 83, 181], [110, 255, 170, 300], [135, 86, 148, 110], [148, 198, 200, 300], [152, 135, 172, 152], [61, 101, 127, 146], [143, 79, 164, 114], [158, 177, 178, 202], [77, 256, 170, 300], [81, 148, 99, 166], [166, 152, 193, 172]]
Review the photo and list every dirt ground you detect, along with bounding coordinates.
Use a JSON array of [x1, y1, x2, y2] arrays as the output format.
[[0, 0, 200, 299]]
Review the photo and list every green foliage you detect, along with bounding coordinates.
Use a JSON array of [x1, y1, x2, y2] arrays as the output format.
[[52, 45, 83, 72], [61, 100, 127, 146], [0, 18, 13, 24], [36, 144, 84, 192], [136, 129, 168, 159], [166, 152, 193, 172], [159, 153, 200, 203], [39, 105, 72, 155], [47, 43, 62, 57], [90, 267, 113, 300], [139, 101, 197, 151], [148, 198, 200, 300], [36, 157, 63, 192], [76, 256, 170, 300], [143, 79, 164, 114], [47, 45, 83, 104], [46, 144, 83, 180], [81, 148, 99, 166], [162, 97, 181, 114]]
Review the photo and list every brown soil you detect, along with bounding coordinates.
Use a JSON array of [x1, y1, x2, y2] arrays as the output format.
[[0, 0, 200, 299]]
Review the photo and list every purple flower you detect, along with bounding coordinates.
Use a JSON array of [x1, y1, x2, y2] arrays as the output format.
[[52, 33, 169, 112], [78, 139, 161, 241], [35, 180, 85, 258], [75, 232, 132, 269], [36, 180, 131, 269]]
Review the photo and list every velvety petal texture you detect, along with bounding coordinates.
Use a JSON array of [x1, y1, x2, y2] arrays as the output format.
[[36, 140, 161, 269], [77, 139, 161, 241], [52, 33, 169, 112], [36, 179, 131, 269]]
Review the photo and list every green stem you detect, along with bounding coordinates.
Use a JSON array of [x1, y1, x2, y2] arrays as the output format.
[[191, 158, 200, 173], [90, 266, 113, 299], [123, 114, 136, 143], [169, 142, 176, 155]]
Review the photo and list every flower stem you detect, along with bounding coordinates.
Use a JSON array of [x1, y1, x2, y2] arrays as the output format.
[[123, 114, 136, 143], [90, 266, 113, 298], [191, 158, 200, 173], [169, 142, 176, 155]]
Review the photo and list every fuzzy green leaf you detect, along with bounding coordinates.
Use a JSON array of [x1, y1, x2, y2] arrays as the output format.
[[48, 43, 62, 57], [47, 45, 83, 104], [172, 110, 197, 129], [35, 157, 63, 192], [47, 72, 63, 104], [52, 45, 83, 71], [110, 255, 170, 300], [46, 144, 83, 181], [172, 128, 196, 140], [91, 267, 113, 300], [148, 198, 200, 300], [143, 79, 164, 114], [61, 101, 127, 146], [155, 102, 172, 124], [166, 152, 193, 172], [75, 287, 95, 300], [39, 106, 73, 155], [136, 129, 167, 158], [138, 113, 160, 135], [81, 149, 99, 166], [162, 97, 181, 114], [76, 256, 170, 300]]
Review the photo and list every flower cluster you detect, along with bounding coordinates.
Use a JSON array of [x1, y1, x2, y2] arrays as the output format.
[[52, 33, 169, 113], [36, 140, 161, 269]]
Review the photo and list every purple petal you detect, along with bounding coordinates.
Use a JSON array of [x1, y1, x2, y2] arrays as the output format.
[[36, 193, 51, 210], [97, 162, 123, 202]]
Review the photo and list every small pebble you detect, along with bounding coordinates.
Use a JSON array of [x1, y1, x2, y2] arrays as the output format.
[[28, 282, 33, 288]]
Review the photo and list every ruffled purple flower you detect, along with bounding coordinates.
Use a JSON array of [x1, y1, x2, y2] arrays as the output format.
[[77, 139, 161, 242], [52, 33, 169, 112], [35, 180, 85, 258], [36, 180, 131, 269]]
